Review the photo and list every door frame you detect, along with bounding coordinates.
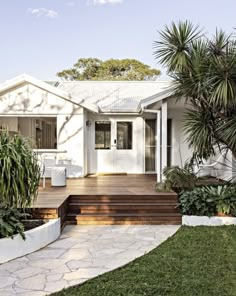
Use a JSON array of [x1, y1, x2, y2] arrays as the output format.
[[144, 118, 157, 174], [87, 115, 139, 174]]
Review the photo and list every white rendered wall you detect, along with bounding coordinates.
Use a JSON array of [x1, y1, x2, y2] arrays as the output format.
[[168, 100, 232, 180], [168, 108, 193, 168], [0, 83, 85, 177], [0, 219, 60, 264]]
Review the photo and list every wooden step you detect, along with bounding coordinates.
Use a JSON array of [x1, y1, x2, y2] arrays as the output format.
[[66, 213, 182, 225], [69, 194, 178, 203], [70, 220, 181, 225], [68, 203, 179, 214]]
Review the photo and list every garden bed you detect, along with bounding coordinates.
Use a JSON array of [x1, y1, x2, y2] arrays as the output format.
[[0, 218, 60, 264], [182, 215, 236, 226]]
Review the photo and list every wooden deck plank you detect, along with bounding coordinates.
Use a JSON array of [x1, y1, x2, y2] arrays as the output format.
[[35, 174, 163, 209]]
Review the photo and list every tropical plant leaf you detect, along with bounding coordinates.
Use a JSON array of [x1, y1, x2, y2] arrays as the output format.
[[0, 130, 40, 209]]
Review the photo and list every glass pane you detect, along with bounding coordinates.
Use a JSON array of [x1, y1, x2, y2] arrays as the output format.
[[167, 119, 172, 167], [117, 122, 132, 150], [145, 119, 156, 172], [145, 147, 156, 172], [95, 121, 111, 149], [17, 117, 57, 149]]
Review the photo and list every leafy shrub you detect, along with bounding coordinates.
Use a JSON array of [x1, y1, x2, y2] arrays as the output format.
[[162, 165, 197, 193], [0, 203, 27, 239], [179, 185, 236, 216], [179, 187, 216, 216], [0, 130, 40, 208]]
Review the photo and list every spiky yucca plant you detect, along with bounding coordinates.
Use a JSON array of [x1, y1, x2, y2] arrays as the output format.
[[154, 21, 236, 160], [0, 130, 40, 208]]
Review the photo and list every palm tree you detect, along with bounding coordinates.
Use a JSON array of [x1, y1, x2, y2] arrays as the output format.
[[154, 21, 236, 160]]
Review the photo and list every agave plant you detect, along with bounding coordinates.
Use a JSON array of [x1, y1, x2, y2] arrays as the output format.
[[0, 130, 40, 208], [154, 21, 236, 161], [205, 185, 236, 215]]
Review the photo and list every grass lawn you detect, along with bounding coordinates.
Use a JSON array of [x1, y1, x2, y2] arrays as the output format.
[[51, 226, 236, 296]]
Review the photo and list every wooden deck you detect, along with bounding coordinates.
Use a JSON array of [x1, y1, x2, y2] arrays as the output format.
[[35, 175, 159, 207], [33, 175, 181, 226]]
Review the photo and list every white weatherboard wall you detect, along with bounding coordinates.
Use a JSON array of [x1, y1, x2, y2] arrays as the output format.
[[87, 113, 144, 174], [0, 83, 85, 177], [0, 219, 60, 264]]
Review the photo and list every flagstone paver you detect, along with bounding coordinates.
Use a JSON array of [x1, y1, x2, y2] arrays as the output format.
[[0, 225, 180, 295]]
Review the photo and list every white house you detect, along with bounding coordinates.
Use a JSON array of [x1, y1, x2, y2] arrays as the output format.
[[0, 74, 229, 181]]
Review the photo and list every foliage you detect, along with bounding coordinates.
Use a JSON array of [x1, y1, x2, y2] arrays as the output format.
[[178, 187, 216, 216], [162, 163, 197, 193], [50, 226, 236, 296], [0, 203, 26, 239], [179, 184, 236, 216], [57, 58, 160, 81], [204, 185, 236, 215], [0, 130, 40, 208], [155, 182, 172, 192], [154, 21, 236, 159]]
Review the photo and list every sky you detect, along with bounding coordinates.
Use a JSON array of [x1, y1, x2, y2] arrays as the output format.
[[0, 0, 236, 82]]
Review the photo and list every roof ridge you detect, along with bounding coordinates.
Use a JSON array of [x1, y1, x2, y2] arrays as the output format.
[[59, 80, 171, 84]]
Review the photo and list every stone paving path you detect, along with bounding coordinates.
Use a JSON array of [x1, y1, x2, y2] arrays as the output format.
[[0, 225, 180, 296]]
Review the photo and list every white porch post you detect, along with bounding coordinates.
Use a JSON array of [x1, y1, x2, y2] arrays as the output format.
[[156, 110, 161, 182], [161, 100, 168, 180]]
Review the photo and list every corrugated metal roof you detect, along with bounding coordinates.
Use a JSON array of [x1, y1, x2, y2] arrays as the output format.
[[57, 81, 171, 113]]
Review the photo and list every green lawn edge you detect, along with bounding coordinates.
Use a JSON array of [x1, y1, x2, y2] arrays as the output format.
[[50, 226, 236, 296]]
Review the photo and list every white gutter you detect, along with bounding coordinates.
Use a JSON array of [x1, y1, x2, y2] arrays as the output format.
[[100, 112, 141, 115]]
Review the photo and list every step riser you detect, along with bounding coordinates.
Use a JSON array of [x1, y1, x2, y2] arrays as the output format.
[[69, 199, 178, 204], [69, 195, 177, 202], [68, 207, 179, 214], [80, 210, 179, 214], [74, 221, 181, 225], [67, 216, 181, 222]]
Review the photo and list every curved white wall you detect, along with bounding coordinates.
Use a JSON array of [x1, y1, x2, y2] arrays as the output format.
[[0, 219, 60, 264]]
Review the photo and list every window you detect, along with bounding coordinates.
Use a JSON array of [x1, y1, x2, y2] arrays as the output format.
[[15, 117, 57, 149], [95, 121, 111, 149], [35, 118, 57, 149], [117, 122, 132, 150]]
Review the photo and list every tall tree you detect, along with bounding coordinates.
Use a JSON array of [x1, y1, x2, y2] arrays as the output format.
[[57, 58, 160, 81], [154, 21, 236, 159]]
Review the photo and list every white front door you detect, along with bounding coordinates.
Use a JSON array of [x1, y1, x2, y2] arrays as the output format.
[[89, 119, 133, 173]]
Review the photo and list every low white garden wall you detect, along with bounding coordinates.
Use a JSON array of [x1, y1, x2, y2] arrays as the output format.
[[183, 215, 236, 226], [0, 218, 60, 264]]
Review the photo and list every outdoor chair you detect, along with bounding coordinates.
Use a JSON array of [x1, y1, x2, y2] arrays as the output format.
[[39, 154, 57, 188]]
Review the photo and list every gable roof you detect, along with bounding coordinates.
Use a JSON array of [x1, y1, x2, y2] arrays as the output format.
[[57, 80, 172, 113], [0, 74, 174, 114], [0, 74, 99, 113]]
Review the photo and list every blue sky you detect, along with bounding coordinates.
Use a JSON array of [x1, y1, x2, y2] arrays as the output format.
[[0, 0, 236, 82]]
